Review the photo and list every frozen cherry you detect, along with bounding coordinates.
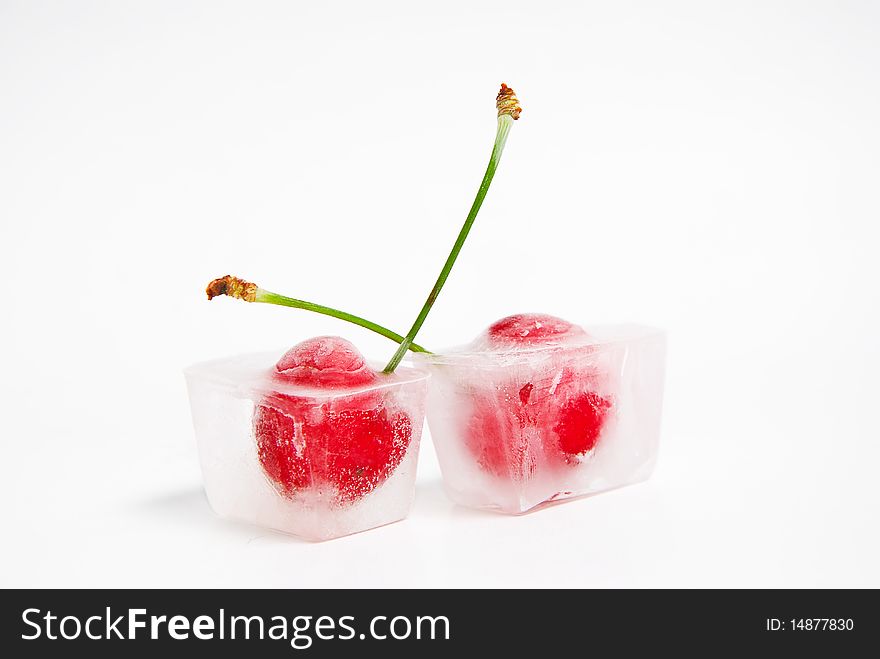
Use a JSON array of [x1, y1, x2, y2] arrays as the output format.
[[464, 314, 612, 477], [253, 337, 412, 503]]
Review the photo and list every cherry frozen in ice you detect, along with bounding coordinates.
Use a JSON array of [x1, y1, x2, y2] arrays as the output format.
[[253, 337, 412, 503], [464, 314, 612, 478]]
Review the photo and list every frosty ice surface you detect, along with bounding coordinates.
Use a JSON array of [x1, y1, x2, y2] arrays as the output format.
[[416, 318, 665, 514], [184, 351, 428, 541]]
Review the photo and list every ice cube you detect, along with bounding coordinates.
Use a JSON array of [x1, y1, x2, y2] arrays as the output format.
[[184, 350, 428, 541], [415, 316, 665, 514]]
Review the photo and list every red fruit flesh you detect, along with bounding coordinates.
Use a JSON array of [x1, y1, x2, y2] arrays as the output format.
[[253, 337, 411, 503]]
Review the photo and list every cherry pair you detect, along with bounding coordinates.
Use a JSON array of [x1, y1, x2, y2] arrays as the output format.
[[253, 313, 611, 506]]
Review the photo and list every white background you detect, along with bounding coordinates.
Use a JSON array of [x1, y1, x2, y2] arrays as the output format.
[[2, 1, 879, 588]]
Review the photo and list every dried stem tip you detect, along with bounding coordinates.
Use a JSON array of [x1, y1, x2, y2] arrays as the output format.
[[496, 83, 522, 120], [206, 275, 258, 302]]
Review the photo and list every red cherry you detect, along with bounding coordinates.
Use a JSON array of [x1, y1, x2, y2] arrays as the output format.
[[464, 315, 612, 478], [253, 337, 412, 503]]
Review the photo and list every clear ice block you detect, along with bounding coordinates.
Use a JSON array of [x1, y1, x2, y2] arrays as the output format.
[[184, 352, 429, 541], [416, 323, 665, 514]]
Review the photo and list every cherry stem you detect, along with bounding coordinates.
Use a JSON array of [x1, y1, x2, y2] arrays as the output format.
[[382, 84, 521, 373], [206, 276, 429, 353], [257, 290, 429, 353]]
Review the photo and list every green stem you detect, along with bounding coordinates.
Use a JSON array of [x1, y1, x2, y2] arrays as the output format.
[[255, 289, 429, 353], [382, 114, 515, 373]]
